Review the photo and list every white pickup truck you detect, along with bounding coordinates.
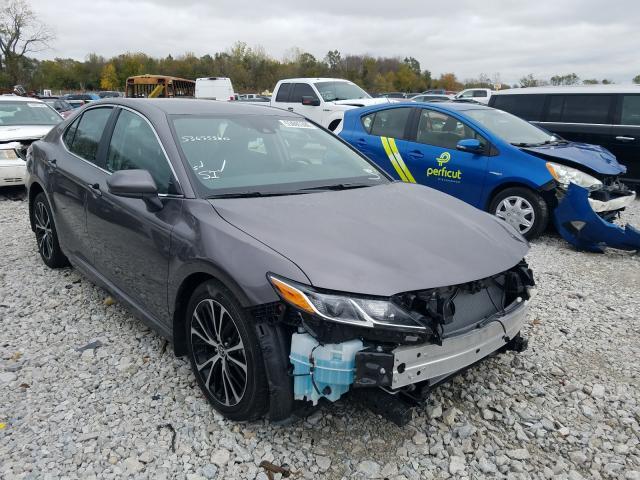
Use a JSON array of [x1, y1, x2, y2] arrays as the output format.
[[269, 78, 389, 132]]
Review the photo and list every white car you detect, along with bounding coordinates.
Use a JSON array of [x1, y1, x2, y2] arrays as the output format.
[[455, 88, 493, 104], [409, 93, 454, 103], [270, 78, 390, 132], [195, 77, 235, 101], [0, 96, 62, 187]]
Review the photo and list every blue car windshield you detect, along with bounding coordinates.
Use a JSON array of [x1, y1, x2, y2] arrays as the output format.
[[172, 115, 388, 197], [465, 108, 555, 146]]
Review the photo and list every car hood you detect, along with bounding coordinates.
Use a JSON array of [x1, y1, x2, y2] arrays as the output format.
[[522, 142, 625, 176], [330, 97, 390, 108], [210, 183, 529, 296], [0, 125, 55, 143]]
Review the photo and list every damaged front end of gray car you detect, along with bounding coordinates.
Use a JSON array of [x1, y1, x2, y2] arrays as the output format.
[[251, 261, 535, 426]]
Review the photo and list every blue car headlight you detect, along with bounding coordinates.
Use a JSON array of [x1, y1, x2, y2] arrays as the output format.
[[546, 162, 602, 190]]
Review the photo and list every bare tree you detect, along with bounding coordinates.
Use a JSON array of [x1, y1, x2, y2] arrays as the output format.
[[0, 0, 54, 83]]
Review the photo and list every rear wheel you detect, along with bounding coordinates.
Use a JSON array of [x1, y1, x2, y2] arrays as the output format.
[[489, 187, 549, 240], [186, 280, 268, 421], [33, 192, 69, 268]]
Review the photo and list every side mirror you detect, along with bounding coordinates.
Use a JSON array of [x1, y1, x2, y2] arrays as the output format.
[[107, 169, 163, 211], [301, 96, 320, 106], [456, 138, 483, 153]]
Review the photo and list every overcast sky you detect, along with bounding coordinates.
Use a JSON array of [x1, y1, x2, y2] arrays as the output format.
[[29, 0, 640, 85]]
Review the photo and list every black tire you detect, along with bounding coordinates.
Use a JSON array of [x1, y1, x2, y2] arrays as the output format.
[[186, 279, 269, 421], [488, 187, 549, 240], [32, 192, 69, 268]]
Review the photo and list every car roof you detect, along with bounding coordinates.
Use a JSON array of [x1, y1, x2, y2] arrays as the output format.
[[278, 78, 355, 83], [493, 85, 640, 95], [373, 100, 492, 112], [89, 98, 301, 117], [0, 95, 44, 103]]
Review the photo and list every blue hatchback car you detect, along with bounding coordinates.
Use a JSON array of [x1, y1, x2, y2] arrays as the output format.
[[340, 102, 640, 251]]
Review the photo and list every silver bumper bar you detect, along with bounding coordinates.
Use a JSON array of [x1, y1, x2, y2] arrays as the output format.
[[391, 302, 527, 388]]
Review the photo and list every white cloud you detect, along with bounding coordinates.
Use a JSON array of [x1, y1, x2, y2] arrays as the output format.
[[29, 0, 640, 84]]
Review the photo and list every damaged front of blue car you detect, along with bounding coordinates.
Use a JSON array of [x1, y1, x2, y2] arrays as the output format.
[[523, 142, 639, 252]]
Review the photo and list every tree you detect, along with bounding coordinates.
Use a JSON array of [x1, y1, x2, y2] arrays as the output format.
[[550, 73, 579, 86], [583, 79, 599, 85], [633, 74, 640, 84], [435, 73, 462, 91], [0, 0, 54, 84], [519, 74, 539, 88], [324, 50, 341, 72], [100, 63, 119, 90], [601, 78, 613, 85], [403, 56, 420, 75]]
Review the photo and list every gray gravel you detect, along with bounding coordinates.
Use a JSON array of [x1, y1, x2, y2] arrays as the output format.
[[1, 188, 639, 480]]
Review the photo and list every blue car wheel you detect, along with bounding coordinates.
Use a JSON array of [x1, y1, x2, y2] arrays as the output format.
[[489, 187, 549, 240]]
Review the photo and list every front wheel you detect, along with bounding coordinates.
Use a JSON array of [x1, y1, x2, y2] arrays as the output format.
[[186, 280, 269, 421], [32, 192, 69, 268], [489, 187, 549, 240]]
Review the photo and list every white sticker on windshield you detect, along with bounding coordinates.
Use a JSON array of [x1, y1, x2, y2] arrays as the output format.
[[279, 120, 316, 129], [181, 135, 229, 143], [28, 103, 48, 108]]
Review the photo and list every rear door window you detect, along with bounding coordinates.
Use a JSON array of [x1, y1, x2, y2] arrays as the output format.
[[369, 107, 412, 139], [620, 95, 640, 125], [66, 107, 112, 164], [490, 94, 545, 121], [275, 83, 292, 102], [473, 90, 488, 98], [560, 95, 613, 124]]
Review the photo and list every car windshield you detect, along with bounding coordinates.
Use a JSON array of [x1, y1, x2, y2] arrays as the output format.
[[0, 101, 61, 126], [314, 81, 371, 101], [464, 108, 555, 146], [172, 115, 388, 197]]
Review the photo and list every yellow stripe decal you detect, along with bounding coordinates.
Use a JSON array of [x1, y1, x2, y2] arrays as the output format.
[[388, 138, 416, 183], [381, 137, 408, 182]]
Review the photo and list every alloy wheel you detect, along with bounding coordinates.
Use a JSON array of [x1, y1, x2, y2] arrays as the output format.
[[495, 196, 535, 235], [34, 200, 54, 260], [190, 298, 247, 407]]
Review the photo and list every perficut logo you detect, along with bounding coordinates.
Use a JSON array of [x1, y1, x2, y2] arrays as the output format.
[[436, 151, 451, 167], [427, 152, 462, 181]]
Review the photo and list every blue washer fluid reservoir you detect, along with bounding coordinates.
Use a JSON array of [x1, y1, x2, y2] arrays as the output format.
[[289, 332, 364, 405]]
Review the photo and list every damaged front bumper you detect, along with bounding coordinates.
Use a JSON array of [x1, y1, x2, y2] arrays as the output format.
[[389, 301, 526, 388], [553, 183, 640, 253], [275, 261, 535, 409]]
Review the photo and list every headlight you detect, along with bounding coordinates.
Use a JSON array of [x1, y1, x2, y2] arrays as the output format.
[[268, 275, 425, 331], [546, 162, 602, 190], [0, 148, 20, 160]]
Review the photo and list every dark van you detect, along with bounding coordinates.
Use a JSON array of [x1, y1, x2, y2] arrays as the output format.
[[489, 86, 640, 183]]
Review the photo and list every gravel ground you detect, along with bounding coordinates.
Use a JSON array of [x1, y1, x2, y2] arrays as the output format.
[[1, 186, 639, 480]]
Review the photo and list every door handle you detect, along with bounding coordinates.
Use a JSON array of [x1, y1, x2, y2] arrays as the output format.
[[287, 107, 294, 112], [356, 138, 367, 146], [408, 150, 424, 159], [615, 136, 635, 142], [88, 183, 102, 196], [47, 158, 57, 168]]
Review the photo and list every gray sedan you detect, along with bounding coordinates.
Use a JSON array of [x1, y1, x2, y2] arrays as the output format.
[[26, 99, 534, 423]]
